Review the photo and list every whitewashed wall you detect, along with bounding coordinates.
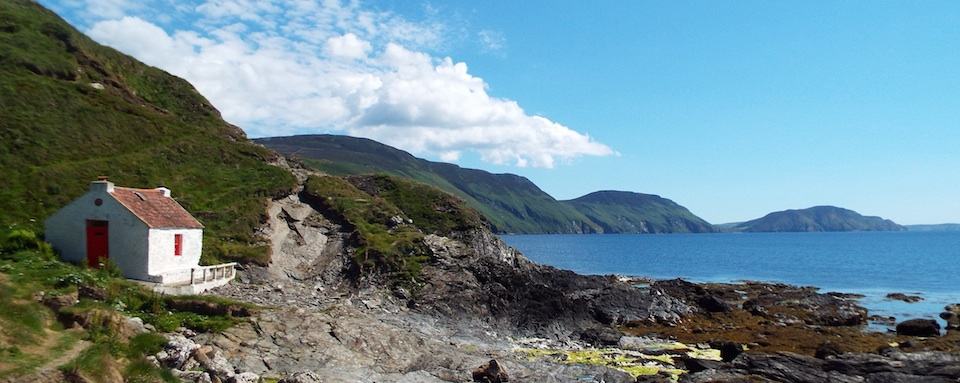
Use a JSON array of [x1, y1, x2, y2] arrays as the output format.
[[44, 182, 151, 280], [147, 228, 202, 284]]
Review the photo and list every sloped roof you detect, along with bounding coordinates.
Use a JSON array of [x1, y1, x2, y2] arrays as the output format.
[[110, 187, 204, 229]]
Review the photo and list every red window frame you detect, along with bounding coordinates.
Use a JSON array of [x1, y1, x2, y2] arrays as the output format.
[[174, 234, 183, 256]]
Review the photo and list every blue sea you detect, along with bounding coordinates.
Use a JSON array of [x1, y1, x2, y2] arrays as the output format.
[[502, 232, 960, 330]]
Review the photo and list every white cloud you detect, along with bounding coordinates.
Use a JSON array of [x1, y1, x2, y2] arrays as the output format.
[[82, 0, 613, 168], [477, 29, 505, 53], [324, 33, 371, 60]]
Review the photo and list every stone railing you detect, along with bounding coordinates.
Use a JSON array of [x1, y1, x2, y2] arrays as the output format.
[[189, 263, 237, 285]]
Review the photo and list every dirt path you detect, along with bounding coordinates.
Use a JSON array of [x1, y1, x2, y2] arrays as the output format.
[[4, 338, 90, 383]]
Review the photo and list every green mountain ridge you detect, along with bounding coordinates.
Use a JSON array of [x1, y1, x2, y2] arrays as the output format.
[[256, 134, 715, 234], [564, 191, 714, 233], [0, 0, 296, 264], [725, 206, 905, 232]]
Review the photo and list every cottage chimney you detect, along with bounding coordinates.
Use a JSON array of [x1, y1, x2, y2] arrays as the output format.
[[156, 186, 171, 197], [90, 177, 114, 193]]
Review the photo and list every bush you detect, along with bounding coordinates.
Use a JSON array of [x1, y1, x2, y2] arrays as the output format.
[[1, 228, 41, 253]]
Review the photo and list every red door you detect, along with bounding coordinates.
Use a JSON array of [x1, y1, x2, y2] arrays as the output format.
[[86, 220, 108, 267]]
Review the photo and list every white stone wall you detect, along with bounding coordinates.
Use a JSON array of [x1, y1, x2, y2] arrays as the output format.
[[147, 228, 202, 284], [44, 184, 151, 280]]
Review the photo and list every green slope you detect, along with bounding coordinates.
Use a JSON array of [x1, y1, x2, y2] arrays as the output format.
[[0, 0, 295, 264], [561, 191, 715, 233], [302, 174, 487, 284], [730, 206, 905, 232], [258, 135, 601, 233], [257, 135, 714, 234]]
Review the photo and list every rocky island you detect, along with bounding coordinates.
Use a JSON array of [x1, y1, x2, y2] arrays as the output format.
[[720, 206, 906, 233]]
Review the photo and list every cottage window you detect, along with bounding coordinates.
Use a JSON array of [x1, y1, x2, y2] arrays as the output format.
[[174, 234, 183, 256]]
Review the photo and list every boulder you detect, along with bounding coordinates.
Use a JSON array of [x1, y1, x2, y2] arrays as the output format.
[[193, 346, 236, 380], [896, 319, 940, 337], [680, 356, 723, 373], [815, 342, 842, 359], [696, 295, 732, 313], [279, 371, 322, 383], [867, 315, 896, 326], [159, 334, 201, 368], [709, 341, 744, 362], [579, 327, 623, 346], [742, 299, 768, 316], [122, 316, 150, 336], [171, 370, 207, 382], [634, 372, 674, 382], [940, 304, 960, 330], [41, 291, 78, 312], [472, 359, 509, 383], [230, 372, 260, 383], [885, 293, 924, 303]]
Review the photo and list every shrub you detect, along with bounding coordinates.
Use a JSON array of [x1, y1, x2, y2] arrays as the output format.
[[1, 229, 41, 253]]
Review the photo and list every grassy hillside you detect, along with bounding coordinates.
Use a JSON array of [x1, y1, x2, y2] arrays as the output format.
[[259, 135, 601, 233], [562, 191, 715, 233], [730, 206, 905, 232], [258, 135, 714, 234], [0, 229, 252, 381], [302, 174, 486, 284], [0, 0, 296, 264]]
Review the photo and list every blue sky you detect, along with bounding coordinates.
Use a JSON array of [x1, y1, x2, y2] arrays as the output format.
[[44, 1, 960, 224]]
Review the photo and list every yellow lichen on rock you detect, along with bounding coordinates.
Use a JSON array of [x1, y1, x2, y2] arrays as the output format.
[[517, 347, 687, 380], [685, 348, 722, 361]]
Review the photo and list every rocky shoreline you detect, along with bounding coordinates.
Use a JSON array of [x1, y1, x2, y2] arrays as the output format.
[[121, 164, 960, 382], [155, 172, 957, 382]]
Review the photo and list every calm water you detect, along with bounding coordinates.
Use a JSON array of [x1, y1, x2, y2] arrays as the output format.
[[503, 232, 960, 328]]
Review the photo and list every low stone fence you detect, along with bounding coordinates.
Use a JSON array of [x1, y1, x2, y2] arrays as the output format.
[[138, 263, 238, 295], [187, 263, 237, 285]]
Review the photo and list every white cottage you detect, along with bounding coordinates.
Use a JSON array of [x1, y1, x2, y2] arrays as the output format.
[[44, 178, 235, 294]]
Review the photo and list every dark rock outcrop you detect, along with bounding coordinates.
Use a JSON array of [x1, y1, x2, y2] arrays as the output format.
[[579, 327, 624, 347], [472, 360, 509, 383], [940, 304, 960, 330], [886, 293, 924, 303], [682, 350, 960, 383], [868, 315, 897, 326], [697, 295, 732, 313], [896, 319, 941, 337], [634, 372, 674, 382], [815, 342, 843, 359], [679, 356, 722, 373], [710, 341, 744, 362], [651, 279, 867, 326], [413, 231, 693, 340]]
